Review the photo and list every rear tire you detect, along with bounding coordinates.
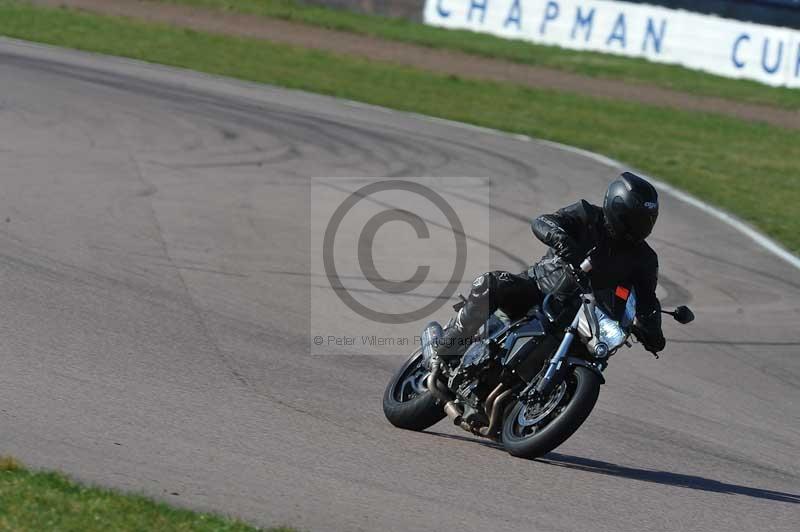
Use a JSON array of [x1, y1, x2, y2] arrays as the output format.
[[382, 350, 446, 431], [501, 366, 601, 459]]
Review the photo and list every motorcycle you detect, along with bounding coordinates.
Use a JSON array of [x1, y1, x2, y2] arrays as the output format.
[[382, 255, 694, 458]]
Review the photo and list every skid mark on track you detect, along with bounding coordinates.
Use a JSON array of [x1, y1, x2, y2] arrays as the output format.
[[126, 151, 252, 388]]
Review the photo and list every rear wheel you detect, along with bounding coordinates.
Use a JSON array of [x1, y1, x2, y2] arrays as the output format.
[[501, 366, 601, 458], [382, 350, 446, 431]]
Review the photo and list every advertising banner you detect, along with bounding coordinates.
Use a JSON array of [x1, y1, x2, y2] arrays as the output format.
[[424, 0, 800, 87]]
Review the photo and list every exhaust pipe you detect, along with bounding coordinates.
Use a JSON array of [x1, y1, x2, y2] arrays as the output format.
[[483, 382, 506, 415], [443, 401, 462, 423], [426, 358, 452, 404], [479, 389, 512, 437], [427, 359, 472, 431], [436, 387, 473, 431], [427, 359, 510, 435], [444, 401, 472, 432]]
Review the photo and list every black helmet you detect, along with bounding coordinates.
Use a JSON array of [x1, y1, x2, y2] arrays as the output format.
[[603, 172, 659, 243]]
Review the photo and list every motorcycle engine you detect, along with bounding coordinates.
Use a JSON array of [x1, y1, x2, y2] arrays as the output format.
[[447, 341, 500, 428], [461, 341, 492, 370], [448, 341, 492, 389], [454, 379, 489, 428]]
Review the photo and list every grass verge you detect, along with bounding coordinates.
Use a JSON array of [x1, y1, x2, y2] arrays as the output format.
[[156, 0, 800, 110], [0, 456, 292, 531], [0, 0, 797, 252]]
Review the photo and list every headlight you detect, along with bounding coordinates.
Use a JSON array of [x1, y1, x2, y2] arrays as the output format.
[[594, 342, 609, 358], [577, 304, 628, 356], [595, 308, 626, 351]]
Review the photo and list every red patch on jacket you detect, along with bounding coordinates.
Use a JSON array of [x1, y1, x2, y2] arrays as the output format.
[[615, 285, 630, 300]]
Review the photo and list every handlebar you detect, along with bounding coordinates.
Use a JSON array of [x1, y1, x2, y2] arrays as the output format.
[[573, 254, 599, 336], [566, 255, 593, 292]]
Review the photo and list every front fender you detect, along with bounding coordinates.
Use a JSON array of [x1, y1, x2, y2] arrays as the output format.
[[567, 357, 606, 384]]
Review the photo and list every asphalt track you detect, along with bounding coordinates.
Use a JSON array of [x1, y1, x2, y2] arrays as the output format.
[[0, 39, 798, 532]]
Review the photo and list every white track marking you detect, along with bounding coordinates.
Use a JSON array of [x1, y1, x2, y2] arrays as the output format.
[[646, 179, 800, 270], [411, 116, 800, 272], [532, 141, 800, 271]]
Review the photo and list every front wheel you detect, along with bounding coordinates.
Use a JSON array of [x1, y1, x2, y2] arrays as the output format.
[[383, 350, 446, 431], [501, 366, 601, 459]]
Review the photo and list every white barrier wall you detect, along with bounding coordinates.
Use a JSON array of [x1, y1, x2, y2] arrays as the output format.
[[424, 0, 800, 88]]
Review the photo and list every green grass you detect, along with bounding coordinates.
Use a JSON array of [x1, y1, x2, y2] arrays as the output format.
[[154, 0, 800, 110], [0, 1, 798, 252], [0, 456, 293, 531]]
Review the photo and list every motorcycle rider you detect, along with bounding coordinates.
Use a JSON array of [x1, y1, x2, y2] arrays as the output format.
[[437, 171, 666, 357]]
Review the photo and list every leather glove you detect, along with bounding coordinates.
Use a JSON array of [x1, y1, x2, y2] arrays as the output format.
[[552, 233, 581, 265], [633, 324, 666, 354]]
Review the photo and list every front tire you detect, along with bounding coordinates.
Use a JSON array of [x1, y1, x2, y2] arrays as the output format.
[[382, 350, 446, 431], [501, 366, 601, 459]]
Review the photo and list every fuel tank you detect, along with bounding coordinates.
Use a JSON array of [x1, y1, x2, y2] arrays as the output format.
[[501, 318, 560, 382]]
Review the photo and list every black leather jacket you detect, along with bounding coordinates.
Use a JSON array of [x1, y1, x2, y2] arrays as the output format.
[[530, 200, 666, 353]]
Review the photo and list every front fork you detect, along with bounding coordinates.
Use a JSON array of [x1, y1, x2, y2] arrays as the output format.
[[525, 312, 581, 399], [524, 257, 600, 400]]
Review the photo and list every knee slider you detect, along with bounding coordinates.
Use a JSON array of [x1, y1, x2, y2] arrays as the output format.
[[470, 273, 492, 299]]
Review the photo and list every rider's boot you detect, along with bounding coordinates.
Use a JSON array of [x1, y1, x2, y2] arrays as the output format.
[[435, 309, 480, 360], [435, 272, 493, 360]]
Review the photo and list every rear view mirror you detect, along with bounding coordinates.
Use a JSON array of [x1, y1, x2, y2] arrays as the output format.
[[673, 306, 695, 324]]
